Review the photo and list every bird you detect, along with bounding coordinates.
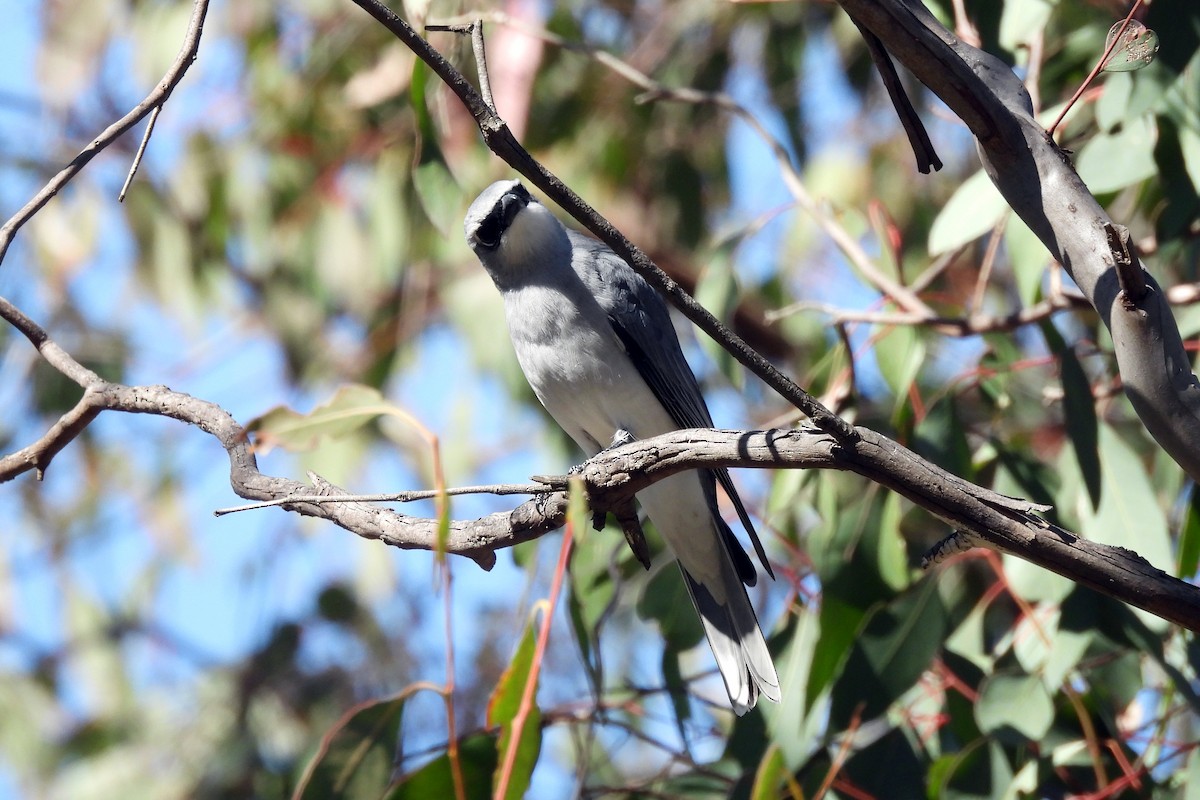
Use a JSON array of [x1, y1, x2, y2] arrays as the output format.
[[463, 179, 780, 714]]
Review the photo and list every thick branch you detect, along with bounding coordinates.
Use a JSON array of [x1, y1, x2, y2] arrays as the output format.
[[560, 428, 1200, 630], [6, 283, 1199, 626], [837, 0, 1200, 482]]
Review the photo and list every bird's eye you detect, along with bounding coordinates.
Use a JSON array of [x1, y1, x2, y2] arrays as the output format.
[[474, 217, 502, 249]]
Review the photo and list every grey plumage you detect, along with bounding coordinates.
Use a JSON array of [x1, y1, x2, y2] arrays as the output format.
[[464, 179, 780, 714]]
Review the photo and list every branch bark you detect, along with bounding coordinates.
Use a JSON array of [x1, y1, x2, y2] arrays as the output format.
[[6, 290, 1196, 631], [835, 0, 1200, 483]]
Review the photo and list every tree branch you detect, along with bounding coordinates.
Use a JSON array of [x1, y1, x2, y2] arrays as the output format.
[[332, 1, 1200, 631], [6, 284, 1200, 627], [836, 0, 1200, 483], [0, 0, 210, 267], [347, 0, 857, 445], [8, 0, 1198, 646]]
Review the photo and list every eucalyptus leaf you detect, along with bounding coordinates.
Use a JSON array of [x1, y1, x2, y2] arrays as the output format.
[[975, 672, 1054, 742], [1075, 116, 1159, 193], [246, 384, 404, 454], [294, 695, 405, 799], [487, 622, 542, 800], [1101, 20, 1160, 73], [928, 170, 1008, 255]]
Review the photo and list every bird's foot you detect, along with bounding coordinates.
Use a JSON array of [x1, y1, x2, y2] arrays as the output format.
[[613, 503, 651, 570]]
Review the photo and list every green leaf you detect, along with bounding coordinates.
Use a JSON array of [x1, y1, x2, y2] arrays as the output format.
[[656, 761, 743, 799], [829, 577, 946, 728], [1075, 115, 1159, 193], [873, 322, 925, 415], [1095, 71, 1133, 132], [661, 648, 691, 732], [1004, 214, 1049, 306], [637, 564, 703, 722], [1178, 484, 1200, 578], [841, 727, 926, 797], [876, 492, 911, 591], [805, 596, 869, 709], [928, 170, 1008, 255], [694, 250, 743, 391], [566, 518, 621, 688], [637, 566, 704, 651], [294, 695, 405, 799], [1075, 426, 1172, 576], [763, 607, 825, 769], [1010, 603, 1092, 689], [412, 159, 460, 237], [246, 384, 403, 454], [1180, 126, 1200, 224], [931, 739, 1024, 799], [1002, 552, 1074, 604], [386, 733, 498, 800], [487, 621, 542, 800], [998, 0, 1053, 53], [975, 672, 1054, 742], [749, 745, 790, 800], [1101, 20, 1160, 72]]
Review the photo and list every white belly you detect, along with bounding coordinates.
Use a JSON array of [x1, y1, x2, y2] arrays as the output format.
[[504, 286, 676, 452]]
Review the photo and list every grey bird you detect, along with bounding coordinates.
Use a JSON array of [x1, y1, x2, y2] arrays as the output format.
[[463, 179, 780, 714]]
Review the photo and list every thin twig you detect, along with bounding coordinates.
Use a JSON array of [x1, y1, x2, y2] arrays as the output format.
[[212, 482, 554, 516], [118, 105, 161, 202], [0, 0, 210, 266], [907, 246, 966, 294], [767, 291, 1089, 336], [426, 19, 495, 112], [969, 215, 1008, 315], [470, 20, 495, 113], [0, 391, 103, 481], [1046, 0, 1145, 137]]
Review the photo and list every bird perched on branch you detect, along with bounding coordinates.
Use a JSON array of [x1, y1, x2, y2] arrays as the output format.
[[464, 179, 780, 714]]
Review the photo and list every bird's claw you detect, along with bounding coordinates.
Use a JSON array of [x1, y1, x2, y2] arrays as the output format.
[[613, 503, 651, 570]]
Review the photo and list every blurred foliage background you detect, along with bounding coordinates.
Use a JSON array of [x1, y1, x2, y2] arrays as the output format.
[[2, 0, 1200, 797]]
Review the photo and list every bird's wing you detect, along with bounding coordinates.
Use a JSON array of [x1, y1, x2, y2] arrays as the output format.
[[568, 232, 774, 582]]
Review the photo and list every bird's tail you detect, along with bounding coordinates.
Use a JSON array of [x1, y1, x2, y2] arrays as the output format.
[[680, 558, 781, 715]]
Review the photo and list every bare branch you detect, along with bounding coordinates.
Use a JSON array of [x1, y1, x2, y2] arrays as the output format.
[[0, 0, 210, 267], [6, 278, 1200, 628], [118, 105, 162, 202], [769, 292, 1092, 337], [0, 390, 102, 480], [213, 481, 556, 516]]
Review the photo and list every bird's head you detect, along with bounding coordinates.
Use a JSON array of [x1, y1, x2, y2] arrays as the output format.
[[464, 180, 571, 289]]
